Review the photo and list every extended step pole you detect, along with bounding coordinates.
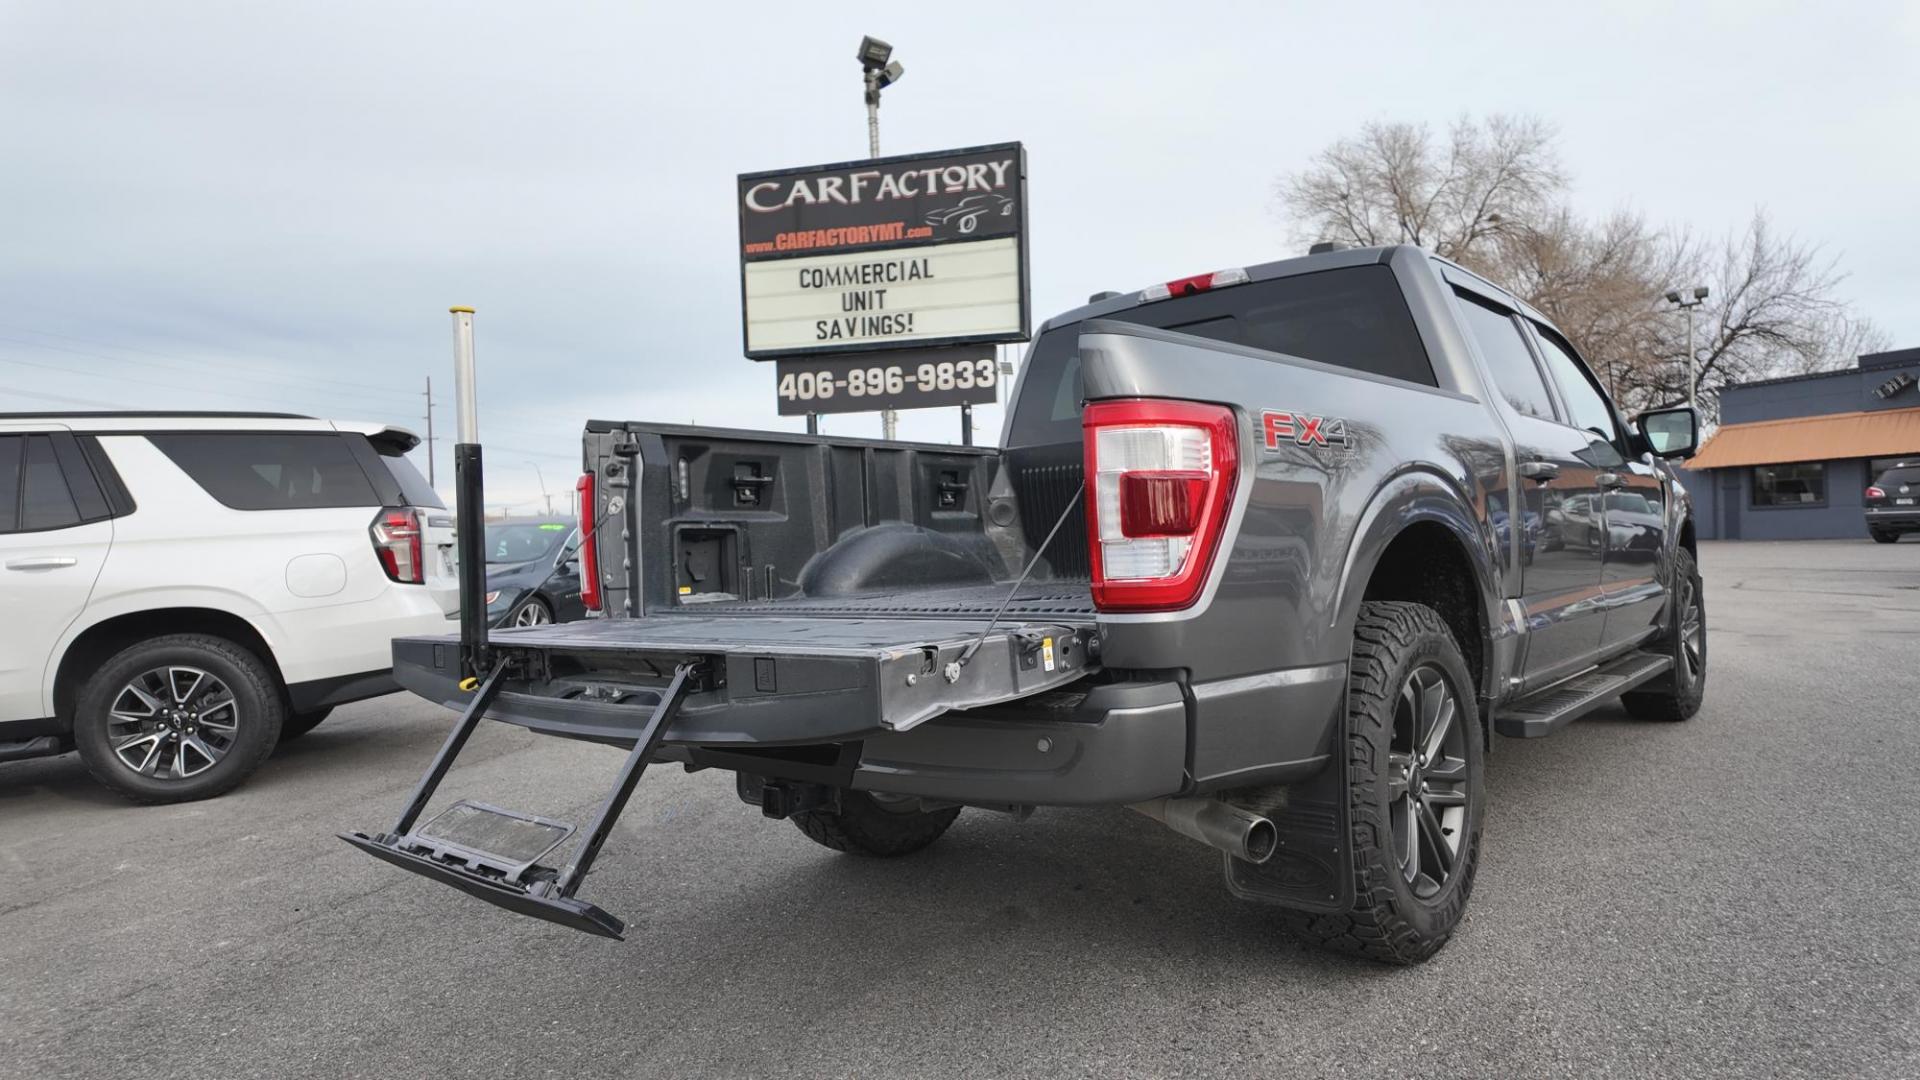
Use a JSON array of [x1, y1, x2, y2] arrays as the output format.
[[450, 306, 489, 678]]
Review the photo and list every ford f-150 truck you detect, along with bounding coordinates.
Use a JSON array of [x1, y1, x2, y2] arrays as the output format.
[[347, 244, 1707, 964]]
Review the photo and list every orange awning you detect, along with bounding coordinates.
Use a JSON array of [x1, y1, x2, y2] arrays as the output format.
[[1688, 406, 1920, 469]]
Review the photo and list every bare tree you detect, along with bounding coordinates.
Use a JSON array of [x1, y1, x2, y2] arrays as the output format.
[[1277, 118, 1886, 423], [1278, 115, 1564, 262]]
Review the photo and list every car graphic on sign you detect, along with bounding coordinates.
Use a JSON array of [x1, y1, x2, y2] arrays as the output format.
[[924, 193, 1014, 236]]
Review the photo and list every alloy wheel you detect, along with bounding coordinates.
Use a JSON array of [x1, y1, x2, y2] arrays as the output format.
[[104, 666, 240, 780], [513, 601, 551, 627], [1678, 576, 1704, 684], [1386, 664, 1469, 899]]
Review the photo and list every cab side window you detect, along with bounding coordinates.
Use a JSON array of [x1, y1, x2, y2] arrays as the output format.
[[1528, 323, 1618, 443], [1454, 291, 1555, 419]]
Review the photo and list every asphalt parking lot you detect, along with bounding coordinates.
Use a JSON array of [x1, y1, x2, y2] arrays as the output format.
[[3, 539, 1917, 1079]]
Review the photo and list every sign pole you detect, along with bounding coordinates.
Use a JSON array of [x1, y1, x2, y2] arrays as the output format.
[[449, 306, 489, 678], [863, 64, 898, 443]]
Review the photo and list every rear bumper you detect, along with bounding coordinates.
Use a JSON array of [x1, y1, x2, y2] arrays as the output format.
[[393, 634, 1343, 807], [1865, 509, 1920, 530]]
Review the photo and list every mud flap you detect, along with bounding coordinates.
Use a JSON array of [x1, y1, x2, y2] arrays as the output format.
[[1220, 715, 1354, 913]]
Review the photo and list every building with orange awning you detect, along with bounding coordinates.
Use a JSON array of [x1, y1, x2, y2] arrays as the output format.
[[1681, 347, 1920, 540]]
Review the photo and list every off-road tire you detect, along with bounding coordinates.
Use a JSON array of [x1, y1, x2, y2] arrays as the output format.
[[791, 790, 961, 857], [1870, 528, 1899, 544], [279, 706, 334, 742], [72, 634, 285, 805], [1622, 546, 1707, 722], [1280, 601, 1485, 965]]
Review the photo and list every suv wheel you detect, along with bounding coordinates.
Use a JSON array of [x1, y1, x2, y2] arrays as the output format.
[[791, 790, 961, 857], [1621, 546, 1707, 722], [1870, 528, 1899, 544], [72, 634, 285, 804], [1281, 601, 1484, 965]]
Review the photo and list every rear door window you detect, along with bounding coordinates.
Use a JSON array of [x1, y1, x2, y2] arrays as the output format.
[[0, 435, 21, 532], [1008, 265, 1434, 447], [21, 435, 81, 530], [150, 432, 381, 511], [1453, 291, 1556, 419]]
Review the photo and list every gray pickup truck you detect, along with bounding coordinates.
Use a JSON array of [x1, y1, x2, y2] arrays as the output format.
[[348, 244, 1707, 964]]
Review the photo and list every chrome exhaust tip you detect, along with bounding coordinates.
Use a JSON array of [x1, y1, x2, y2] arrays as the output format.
[[1128, 797, 1277, 864]]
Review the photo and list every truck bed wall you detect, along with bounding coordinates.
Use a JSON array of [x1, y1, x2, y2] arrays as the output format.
[[582, 422, 1023, 618]]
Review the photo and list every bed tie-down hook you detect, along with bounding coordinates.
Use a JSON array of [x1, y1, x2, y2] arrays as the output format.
[[954, 483, 1085, 675]]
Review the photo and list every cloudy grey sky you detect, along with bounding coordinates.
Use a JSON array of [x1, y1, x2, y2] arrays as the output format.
[[3, 1, 1915, 509]]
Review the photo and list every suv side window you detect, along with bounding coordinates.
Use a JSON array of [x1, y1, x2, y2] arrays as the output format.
[[1528, 323, 1625, 459], [0, 436, 22, 532], [1453, 291, 1555, 419], [149, 432, 381, 511], [20, 435, 82, 531]]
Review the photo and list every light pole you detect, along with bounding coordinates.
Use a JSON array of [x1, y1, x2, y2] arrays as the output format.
[[527, 461, 552, 516], [1664, 285, 1710, 412], [858, 35, 905, 440]]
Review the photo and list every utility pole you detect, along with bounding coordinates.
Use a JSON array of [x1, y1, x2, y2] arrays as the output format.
[[423, 376, 436, 486], [857, 35, 905, 441]]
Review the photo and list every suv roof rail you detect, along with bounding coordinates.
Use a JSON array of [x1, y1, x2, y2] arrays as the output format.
[[0, 410, 317, 420]]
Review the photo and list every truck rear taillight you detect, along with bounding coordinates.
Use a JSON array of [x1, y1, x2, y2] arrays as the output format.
[[1083, 399, 1239, 612], [1866, 486, 1886, 499], [370, 507, 424, 584], [577, 472, 601, 611], [1139, 267, 1250, 303]]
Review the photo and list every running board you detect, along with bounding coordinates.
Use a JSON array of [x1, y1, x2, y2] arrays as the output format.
[[1494, 651, 1672, 738], [341, 660, 700, 940], [0, 735, 62, 764]]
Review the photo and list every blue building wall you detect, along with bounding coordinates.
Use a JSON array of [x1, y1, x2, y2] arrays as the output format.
[[1681, 346, 1920, 541]]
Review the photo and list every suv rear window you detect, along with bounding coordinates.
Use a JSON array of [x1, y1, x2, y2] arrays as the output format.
[[380, 451, 445, 509], [151, 432, 380, 511], [1008, 265, 1433, 446], [1873, 464, 1920, 490]]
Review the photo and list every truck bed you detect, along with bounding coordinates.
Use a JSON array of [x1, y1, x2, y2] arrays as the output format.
[[667, 580, 1095, 621]]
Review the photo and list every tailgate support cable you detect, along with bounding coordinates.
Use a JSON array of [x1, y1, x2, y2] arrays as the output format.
[[956, 483, 1084, 672]]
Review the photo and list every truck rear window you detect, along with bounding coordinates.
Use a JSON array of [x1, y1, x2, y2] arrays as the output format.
[[1008, 265, 1433, 446]]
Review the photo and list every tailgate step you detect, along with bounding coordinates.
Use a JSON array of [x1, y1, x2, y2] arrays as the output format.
[[1494, 650, 1673, 738], [342, 660, 700, 940]]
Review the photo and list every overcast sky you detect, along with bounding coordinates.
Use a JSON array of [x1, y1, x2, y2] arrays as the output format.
[[3, 1, 1915, 510]]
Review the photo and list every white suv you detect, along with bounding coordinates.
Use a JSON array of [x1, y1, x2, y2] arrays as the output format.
[[0, 412, 458, 802]]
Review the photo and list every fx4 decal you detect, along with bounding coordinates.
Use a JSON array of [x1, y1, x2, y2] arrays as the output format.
[[1262, 410, 1354, 452]]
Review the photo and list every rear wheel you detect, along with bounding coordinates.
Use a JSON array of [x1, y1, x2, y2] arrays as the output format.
[[511, 597, 552, 626], [72, 634, 284, 804], [1281, 601, 1484, 965], [1870, 528, 1899, 544], [1622, 546, 1706, 722], [791, 790, 961, 857]]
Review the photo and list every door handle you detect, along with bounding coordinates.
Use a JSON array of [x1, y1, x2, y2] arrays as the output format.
[[1596, 472, 1627, 490], [1518, 461, 1560, 482], [5, 556, 78, 571]]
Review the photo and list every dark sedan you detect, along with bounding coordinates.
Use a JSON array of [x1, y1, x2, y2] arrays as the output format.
[[483, 519, 585, 627]]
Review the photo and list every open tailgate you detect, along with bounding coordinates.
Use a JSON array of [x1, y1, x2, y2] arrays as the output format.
[[348, 606, 1097, 939]]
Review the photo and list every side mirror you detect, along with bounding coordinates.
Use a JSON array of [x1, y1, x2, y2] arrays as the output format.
[[1635, 406, 1699, 460]]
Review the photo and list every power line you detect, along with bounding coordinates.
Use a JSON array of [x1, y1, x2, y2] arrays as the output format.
[[0, 334, 420, 410], [0, 319, 422, 398]]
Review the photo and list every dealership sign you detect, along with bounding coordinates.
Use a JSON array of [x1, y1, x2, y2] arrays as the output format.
[[737, 143, 1029, 363]]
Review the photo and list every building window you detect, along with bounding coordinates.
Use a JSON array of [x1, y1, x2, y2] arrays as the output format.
[[1752, 462, 1827, 507]]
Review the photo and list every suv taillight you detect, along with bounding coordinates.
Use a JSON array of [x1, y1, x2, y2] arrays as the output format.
[[1083, 399, 1239, 612], [1866, 486, 1886, 499], [370, 507, 423, 584], [577, 472, 601, 611]]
